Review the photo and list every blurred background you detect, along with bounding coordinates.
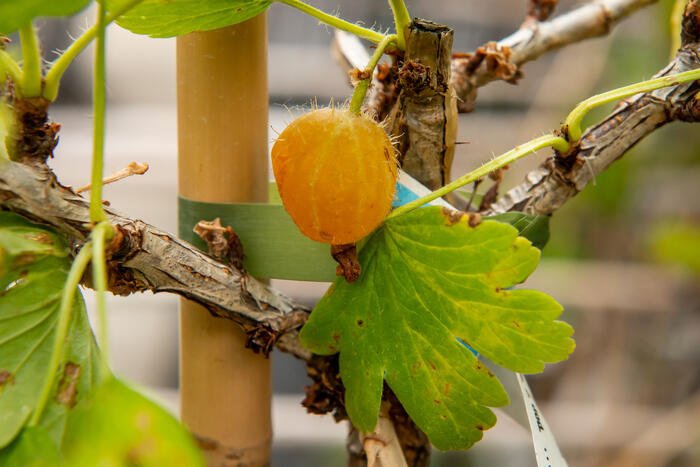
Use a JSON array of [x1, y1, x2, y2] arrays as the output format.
[[10, 0, 699, 465]]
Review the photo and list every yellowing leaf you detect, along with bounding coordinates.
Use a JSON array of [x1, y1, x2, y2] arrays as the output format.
[[300, 207, 574, 451], [0, 212, 103, 450], [63, 378, 204, 466]]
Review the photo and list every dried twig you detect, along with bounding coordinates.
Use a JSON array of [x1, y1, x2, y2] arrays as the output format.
[[361, 402, 409, 467], [76, 161, 148, 193], [451, 0, 658, 111]]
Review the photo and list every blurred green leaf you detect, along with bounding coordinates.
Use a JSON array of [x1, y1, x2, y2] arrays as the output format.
[[106, 0, 272, 38], [0, 0, 91, 34], [486, 212, 550, 250], [649, 221, 700, 273], [300, 207, 574, 450], [64, 377, 205, 466], [0, 426, 63, 467], [0, 212, 103, 450]]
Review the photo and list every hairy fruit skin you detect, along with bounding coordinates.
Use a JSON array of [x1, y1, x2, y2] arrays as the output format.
[[271, 108, 397, 244]]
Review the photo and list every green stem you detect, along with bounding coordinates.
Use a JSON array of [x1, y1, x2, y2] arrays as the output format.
[[91, 221, 113, 375], [90, 3, 108, 223], [18, 22, 42, 97], [0, 50, 22, 84], [388, 0, 411, 50], [669, 0, 687, 60], [387, 134, 569, 219], [29, 243, 93, 426], [43, 0, 144, 101], [275, 0, 386, 44], [565, 68, 700, 142], [349, 34, 398, 114]]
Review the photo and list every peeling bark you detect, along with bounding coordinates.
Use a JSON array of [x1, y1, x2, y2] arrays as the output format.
[[388, 19, 457, 190], [0, 161, 311, 360]]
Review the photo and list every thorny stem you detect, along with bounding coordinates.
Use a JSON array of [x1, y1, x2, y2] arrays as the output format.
[[18, 22, 42, 97], [43, 0, 145, 101], [388, 0, 411, 50], [669, 0, 687, 60], [91, 221, 114, 374], [29, 243, 93, 426], [275, 0, 386, 44], [0, 50, 22, 84], [90, 3, 108, 224], [565, 69, 700, 141], [349, 34, 398, 114], [387, 134, 569, 219]]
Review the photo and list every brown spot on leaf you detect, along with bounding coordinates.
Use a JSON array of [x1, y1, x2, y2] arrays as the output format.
[[433, 399, 441, 404], [428, 362, 437, 370], [475, 361, 495, 377], [442, 383, 451, 395], [332, 332, 340, 343], [11, 254, 35, 269], [441, 415, 447, 420], [331, 243, 361, 283], [357, 319, 364, 327], [0, 370, 13, 388], [55, 362, 81, 407], [468, 213, 481, 228], [476, 424, 485, 431], [512, 320, 521, 328], [441, 207, 465, 226], [24, 232, 53, 245]]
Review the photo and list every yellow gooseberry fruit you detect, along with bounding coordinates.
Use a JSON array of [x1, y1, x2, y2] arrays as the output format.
[[271, 108, 397, 245]]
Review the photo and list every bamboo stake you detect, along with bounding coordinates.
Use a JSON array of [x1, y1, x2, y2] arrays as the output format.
[[177, 15, 271, 466]]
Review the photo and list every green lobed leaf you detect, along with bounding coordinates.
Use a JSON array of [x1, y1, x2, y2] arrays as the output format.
[[0, 212, 103, 450], [63, 377, 205, 466], [105, 0, 273, 38], [486, 212, 551, 250], [0, 0, 91, 34], [299, 206, 574, 451]]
